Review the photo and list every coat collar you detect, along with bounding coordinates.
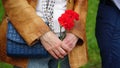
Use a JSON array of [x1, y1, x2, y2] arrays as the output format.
[[27, 0, 74, 10]]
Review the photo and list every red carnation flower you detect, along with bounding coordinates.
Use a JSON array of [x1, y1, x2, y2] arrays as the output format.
[[58, 10, 79, 30]]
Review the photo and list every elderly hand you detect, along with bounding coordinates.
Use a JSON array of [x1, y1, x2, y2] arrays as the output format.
[[62, 33, 78, 53], [40, 31, 67, 59]]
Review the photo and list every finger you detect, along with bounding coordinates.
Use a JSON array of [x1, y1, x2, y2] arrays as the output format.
[[53, 48, 64, 58], [57, 46, 67, 56], [41, 41, 59, 59], [49, 50, 59, 59], [61, 43, 71, 53]]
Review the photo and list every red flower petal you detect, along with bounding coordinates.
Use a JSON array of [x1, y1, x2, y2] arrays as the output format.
[[58, 10, 79, 30]]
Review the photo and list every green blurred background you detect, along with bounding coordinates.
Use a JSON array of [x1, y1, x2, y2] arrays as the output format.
[[0, 0, 101, 68]]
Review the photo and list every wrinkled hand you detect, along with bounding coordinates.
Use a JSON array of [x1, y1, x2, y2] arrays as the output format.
[[62, 33, 78, 53], [40, 31, 67, 59]]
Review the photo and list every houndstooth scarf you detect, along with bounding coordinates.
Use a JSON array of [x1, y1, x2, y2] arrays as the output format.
[[42, 0, 55, 31]]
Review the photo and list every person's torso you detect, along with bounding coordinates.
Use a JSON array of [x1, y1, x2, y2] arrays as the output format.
[[36, 0, 67, 36]]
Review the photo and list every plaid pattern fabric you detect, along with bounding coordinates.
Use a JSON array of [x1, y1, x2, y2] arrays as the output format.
[[42, 0, 55, 31], [7, 21, 50, 58]]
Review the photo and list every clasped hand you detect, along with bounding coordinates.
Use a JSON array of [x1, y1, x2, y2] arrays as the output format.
[[40, 31, 78, 59]]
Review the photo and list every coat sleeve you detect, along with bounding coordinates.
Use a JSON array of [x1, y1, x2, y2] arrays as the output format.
[[70, 0, 88, 45], [2, 0, 50, 46]]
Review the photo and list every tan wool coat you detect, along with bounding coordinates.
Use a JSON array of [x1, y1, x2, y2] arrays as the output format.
[[0, 0, 88, 68]]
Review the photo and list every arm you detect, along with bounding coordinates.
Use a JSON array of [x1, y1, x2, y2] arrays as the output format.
[[62, 0, 88, 53], [69, 0, 88, 45], [2, 0, 50, 45]]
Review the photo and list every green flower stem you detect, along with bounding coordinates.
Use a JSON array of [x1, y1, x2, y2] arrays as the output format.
[[58, 26, 66, 68], [58, 60, 61, 68], [58, 59, 65, 68], [60, 26, 62, 40], [58, 26, 62, 68], [59, 26, 66, 40]]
